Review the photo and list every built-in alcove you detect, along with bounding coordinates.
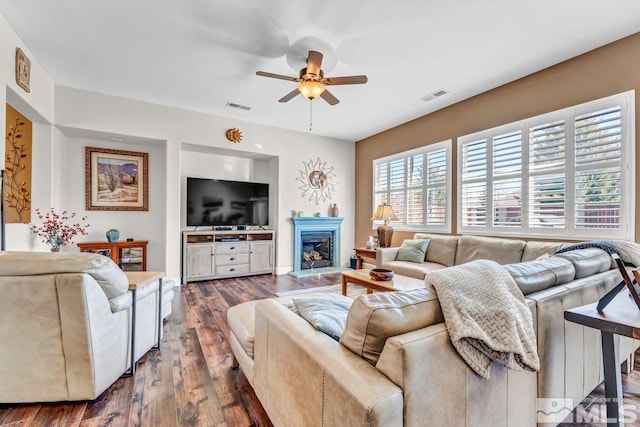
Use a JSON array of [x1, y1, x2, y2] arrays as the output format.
[[179, 143, 279, 231]]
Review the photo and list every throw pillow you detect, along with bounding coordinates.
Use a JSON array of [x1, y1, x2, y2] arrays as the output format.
[[340, 288, 442, 365], [293, 296, 354, 341], [396, 239, 430, 263]]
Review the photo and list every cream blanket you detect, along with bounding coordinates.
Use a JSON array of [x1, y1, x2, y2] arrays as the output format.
[[426, 260, 540, 379]]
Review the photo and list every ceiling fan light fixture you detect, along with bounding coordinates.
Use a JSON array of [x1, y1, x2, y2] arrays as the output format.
[[298, 80, 325, 100]]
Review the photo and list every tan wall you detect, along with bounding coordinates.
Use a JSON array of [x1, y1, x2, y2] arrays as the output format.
[[355, 32, 640, 247]]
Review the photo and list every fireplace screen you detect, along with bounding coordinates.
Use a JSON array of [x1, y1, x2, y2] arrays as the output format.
[[300, 231, 334, 270]]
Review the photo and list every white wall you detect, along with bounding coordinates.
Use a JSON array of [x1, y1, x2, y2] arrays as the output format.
[[0, 12, 356, 276], [1, 14, 56, 250], [60, 136, 167, 271], [53, 87, 355, 277]]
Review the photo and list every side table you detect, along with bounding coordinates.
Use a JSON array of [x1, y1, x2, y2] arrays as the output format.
[[565, 292, 640, 426], [124, 271, 165, 376], [354, 247, 377, 269]]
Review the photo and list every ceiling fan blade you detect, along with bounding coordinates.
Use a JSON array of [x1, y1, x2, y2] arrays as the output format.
[[322, 75, 368, 85], [306, 50, 323, 77], [256, 71, 298, 82], [320, 89, 340, 105], [278, 88, 300, 103]]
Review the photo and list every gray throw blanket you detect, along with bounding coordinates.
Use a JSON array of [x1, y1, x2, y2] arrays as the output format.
[[426, 260, 540, 379], [555, 240, 640, 267]]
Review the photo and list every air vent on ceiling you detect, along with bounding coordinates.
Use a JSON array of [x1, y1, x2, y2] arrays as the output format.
[[420, 89, 449, 102], [226, 101, 252, 111]]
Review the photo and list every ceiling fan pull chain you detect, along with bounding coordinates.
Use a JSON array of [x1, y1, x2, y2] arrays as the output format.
[[309, 100, 313, 131]]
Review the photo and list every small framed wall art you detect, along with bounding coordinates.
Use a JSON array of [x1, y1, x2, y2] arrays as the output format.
[[85, 146, 149, 211], [15, 48, 31, 93]]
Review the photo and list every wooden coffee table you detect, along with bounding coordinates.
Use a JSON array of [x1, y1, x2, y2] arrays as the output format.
[[341, 269, 425, 295]]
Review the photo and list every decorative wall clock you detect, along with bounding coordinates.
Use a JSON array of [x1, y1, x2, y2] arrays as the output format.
[[15, 48, 31, 93], [296, 157, 336, 204]]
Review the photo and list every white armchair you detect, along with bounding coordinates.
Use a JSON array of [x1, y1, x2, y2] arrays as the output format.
[[0, 251, 166, 402]]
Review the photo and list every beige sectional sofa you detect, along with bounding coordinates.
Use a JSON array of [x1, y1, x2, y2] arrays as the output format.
[[227, 234, 639, 426], [0, 251, 174, 403], [376, 233, 569, 279]]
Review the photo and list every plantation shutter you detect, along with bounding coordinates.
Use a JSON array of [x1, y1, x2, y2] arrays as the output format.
[[389, 158, 405, 223], [406, 153, 424, 225], [528, 120, 566, 229], [373, 162, 389, 208], [492, 130, 522, 227], [426, 149, 447, 225], [574, 106, 622, 230], [460, 139, 487, 227]]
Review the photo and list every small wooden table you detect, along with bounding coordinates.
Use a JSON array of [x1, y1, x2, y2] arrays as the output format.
[[353, 247, 377, 269], [78, 240, 148, 271], [124, 271, 165, 376], [565, 292, 640, 426], [341, 269, 424, 295]]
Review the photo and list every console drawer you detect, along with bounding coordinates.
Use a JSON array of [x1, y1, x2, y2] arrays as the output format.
[[216, 264, 250, 276], [216, 254, 250, 266], [216, 242, 249, 254]]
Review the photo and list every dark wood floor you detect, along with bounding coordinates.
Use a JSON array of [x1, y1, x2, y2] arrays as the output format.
[[2, 272, 640, 426], [0, 273, 338, 427]]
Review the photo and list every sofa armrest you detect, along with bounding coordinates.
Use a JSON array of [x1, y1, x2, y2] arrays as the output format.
[[376, 323, 537, 427], [376, 247, 400, 267], [253, 299, 403, 427]]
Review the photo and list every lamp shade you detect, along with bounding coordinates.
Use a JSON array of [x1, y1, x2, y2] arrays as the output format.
[[370, 204, 398, 222], [298, 80, 325, 100]]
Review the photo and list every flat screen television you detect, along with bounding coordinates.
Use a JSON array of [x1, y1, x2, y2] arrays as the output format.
[[186, 177, 269, 227]]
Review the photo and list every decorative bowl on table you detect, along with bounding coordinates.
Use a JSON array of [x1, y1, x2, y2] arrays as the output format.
[[369, 268, 394, 281]]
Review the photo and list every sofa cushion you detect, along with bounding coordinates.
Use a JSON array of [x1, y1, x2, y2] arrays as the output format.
[[414, 233, 459, 267], [379, 260, 446, 279], [396, 239, 430, 263], [504, 257, 575, 295], [553, 248, 611, 279], [293, 296, 353, 341], [521, 241, 569, 262], [454, 235, 526, 266], [340, 287, 443, 365], [0, 251, 128, 299]]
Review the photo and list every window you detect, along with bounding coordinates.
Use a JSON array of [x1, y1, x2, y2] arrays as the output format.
[[458, 91, 634, 240], [373, 140, 452, 233]]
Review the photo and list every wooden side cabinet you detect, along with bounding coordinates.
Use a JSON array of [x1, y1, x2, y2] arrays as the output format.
[[77, 240, 148, 271]]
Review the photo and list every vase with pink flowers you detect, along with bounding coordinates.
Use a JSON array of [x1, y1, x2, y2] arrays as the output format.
[[29, 208, 90, 251]]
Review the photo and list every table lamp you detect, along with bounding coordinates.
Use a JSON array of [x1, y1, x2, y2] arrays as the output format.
[[371, 203, 398, 247]]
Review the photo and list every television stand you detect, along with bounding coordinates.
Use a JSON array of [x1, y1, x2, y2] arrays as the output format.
[[181, 229, 275, 283]]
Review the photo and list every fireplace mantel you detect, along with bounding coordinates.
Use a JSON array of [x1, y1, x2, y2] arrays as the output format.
[[290, 217, 344, 277]]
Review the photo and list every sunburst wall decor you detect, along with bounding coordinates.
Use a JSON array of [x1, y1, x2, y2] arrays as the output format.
[[296, 157, 336, 204]]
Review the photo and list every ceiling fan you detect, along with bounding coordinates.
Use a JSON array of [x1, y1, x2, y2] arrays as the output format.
[[256, 50, 368, 105]]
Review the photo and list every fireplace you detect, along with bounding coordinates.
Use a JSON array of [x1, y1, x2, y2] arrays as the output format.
[[290, 217, 344, 277], [301, 231, 334, 269]]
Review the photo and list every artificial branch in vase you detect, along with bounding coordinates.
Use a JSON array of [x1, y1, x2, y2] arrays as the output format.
[[29, 208, 90, 251]]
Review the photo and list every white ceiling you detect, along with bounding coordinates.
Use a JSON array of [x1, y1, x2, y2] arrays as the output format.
[[2, 1, 640, 141]]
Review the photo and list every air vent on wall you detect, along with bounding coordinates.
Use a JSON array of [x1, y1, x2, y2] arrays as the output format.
[[226, 101, 252, 111], [420, 89, 449, 102]]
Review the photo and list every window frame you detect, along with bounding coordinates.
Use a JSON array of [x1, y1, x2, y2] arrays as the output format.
[[372, 140, 452, 233], [457, 91, 635, 240]]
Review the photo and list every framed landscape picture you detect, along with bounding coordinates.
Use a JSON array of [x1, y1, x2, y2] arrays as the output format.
[[85, 146, 149, 211]]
